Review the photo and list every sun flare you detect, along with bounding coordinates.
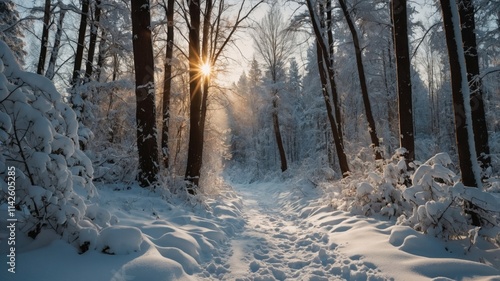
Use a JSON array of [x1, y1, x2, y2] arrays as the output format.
[[200, 63, 211, 76]]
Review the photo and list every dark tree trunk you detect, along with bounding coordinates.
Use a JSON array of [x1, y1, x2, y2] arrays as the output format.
[[439, 0, 481, 225], [272, 95, 288, 172], [185, 0, 203, 191], [325, 0, 343, 143], [338, 0, 383, 160], [391, 0, 415, 163], [161, 0, 175, 169], [305, 0, 349, 176], [198, 0, 212, 141], [131, 0, 159, 187], [85, 0, 101, 79], [458, 0, 490, 173], [316, 43, 350, 177], [37, 0, 51, 75], [95, 29, 106, 81], [71, 0, 89, 86], [45, 8, 65, 80]]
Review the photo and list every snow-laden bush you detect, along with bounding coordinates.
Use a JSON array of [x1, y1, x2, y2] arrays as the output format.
[[72, 80, 138, 183], [0, 41, 97, 242], [333, 151, 499, 240]]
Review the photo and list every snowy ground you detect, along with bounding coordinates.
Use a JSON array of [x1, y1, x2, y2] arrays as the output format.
[[1, 177, 499, 281]]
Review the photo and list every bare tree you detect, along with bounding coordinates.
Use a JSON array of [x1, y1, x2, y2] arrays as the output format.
[[185, 0, 263, 191], [338, 0, 383, 160], [305, 0, 350, 177], [391, 0, 415, 164], [253, 4, 295, 172], [315, 43, 350, 176], [325, 0, 343, 142], [131, 0, 159, 187]]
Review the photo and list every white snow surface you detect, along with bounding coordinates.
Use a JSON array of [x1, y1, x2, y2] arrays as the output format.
[[1, 178, 499, 281]]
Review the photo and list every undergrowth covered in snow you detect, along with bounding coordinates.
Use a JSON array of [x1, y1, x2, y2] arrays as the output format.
[[0, 41, 96, 242], [330, 151, 500, 242]]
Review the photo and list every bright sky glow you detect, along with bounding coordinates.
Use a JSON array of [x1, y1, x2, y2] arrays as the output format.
[[201, 63, 211, 76]]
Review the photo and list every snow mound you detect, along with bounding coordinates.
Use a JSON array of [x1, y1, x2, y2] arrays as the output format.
[[6, 182, 241, 281], [97, 226, 143, 255]]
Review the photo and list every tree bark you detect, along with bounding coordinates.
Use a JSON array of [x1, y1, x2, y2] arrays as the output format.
[[316, 43, 350, 177], [85, 0, 101, 79], [185, 0, 263, 190], [439, 0, 481, 224], [131, 0, 159, 187], [161, 0, 175, 169], [45, 8, 65, 80], [37, 0, 51, 75], [391, 0, 415, 163], [458, 0, 490, 173], [95, 29, 106, 81], [71, 0, 89, 86], [185, 0, 203, 191], [198, 0, 213, 170], [325, 0, 343, 143], [338, 0, 383, 160], [272, 95, 288, 172], [305, 0, 349, 176]]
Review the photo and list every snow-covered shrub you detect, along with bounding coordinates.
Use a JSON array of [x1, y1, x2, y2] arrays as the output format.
[[75, 80, 138, 183], [333, 151, 499, 240], [334, 150, 411, 218], [0, 41, 96, 242], [398, 153, 499, 239]]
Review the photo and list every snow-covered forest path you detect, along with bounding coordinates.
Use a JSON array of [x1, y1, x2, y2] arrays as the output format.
[[202, 182, 388, 281]]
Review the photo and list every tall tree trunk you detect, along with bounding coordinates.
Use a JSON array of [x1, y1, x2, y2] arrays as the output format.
[[131, 0, 159, 187], [338, 0, 383, 160], [161, 0, 175, 168], [185, 0, 262, 189], [391, 0, 415, 163], [325, 0, 343, 143], [71, 0, 89, 86], [305, 0, 349, 176], [37, 0, 51, 75], [316, 43, 350, 177], [439, 0, 481, 225], [185, 0, 203, 191], [45, 8, 65, 80], [458, 0, 490, 173], [198, 0, 213, 168], [95, 29, 106, 81], [272, 95, 288, 172], [85, 0, 101, 80]]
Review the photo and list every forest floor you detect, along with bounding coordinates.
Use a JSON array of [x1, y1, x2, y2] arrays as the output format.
[[207, 181, 390, 280], [2, 176, 499, 281], [198, 180, 499, 281]]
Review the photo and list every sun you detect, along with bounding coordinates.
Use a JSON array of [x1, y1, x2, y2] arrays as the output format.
[[200, 62, 211, 76]]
